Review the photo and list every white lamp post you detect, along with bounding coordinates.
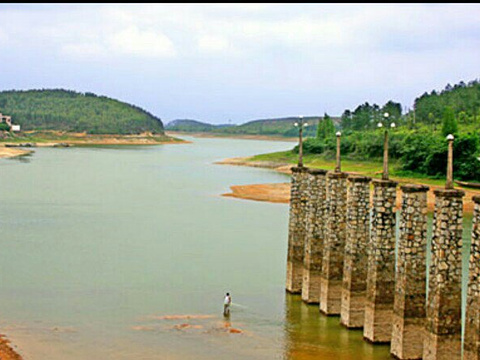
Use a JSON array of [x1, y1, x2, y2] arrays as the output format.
[[335, 131, 342, 172]]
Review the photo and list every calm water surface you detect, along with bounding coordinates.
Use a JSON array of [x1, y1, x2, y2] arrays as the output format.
[[0, 137, 472, 359]]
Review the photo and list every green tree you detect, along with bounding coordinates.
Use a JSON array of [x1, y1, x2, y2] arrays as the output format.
[[381, 100, 402, 122], [441, 106, 458, 137], [316, 113, 335, 140], [457, 111, 468, 124], [428, 112, 436, 131], [340, 109, 352, 130]]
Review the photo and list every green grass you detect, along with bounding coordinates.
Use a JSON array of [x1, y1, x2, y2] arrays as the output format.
[[249, 150, 449, 187]]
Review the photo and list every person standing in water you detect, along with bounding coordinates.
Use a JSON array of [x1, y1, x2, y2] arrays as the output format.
[[223, 293, 232, 316]]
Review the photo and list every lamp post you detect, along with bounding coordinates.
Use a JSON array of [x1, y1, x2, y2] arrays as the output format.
[[446, 134, 454, 189], [294, 116, 308, 167], [377, 112, 396, 181], [335, 131, 342, 172]]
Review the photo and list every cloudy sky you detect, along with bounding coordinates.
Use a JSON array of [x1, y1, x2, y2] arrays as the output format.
[[0, 3, 479, 124]]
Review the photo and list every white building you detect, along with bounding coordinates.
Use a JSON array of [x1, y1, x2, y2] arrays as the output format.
[[0, 113, 12, 126]]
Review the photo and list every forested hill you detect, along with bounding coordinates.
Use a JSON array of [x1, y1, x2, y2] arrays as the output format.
[[167, 116, 340, 137], [0, 89, 164, 134], [165, 119, 220, 132], [217, 117, 322, 137]]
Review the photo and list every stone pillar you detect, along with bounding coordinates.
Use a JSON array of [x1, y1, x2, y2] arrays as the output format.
[[423, 189, 464, 360], [286, 166, 310, 293], [464, 195, 480, 360], [391, 185, 429, 360], [302, 169, 328, 304], [340, 175, 371, 328], [364, 179, 398, 343], [319, 171, 348, 315]]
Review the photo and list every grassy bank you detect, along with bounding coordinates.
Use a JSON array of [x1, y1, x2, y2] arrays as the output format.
[[248, 150, 462, 188]]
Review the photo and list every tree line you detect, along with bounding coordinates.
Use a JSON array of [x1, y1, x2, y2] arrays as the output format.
[[297, 79, 480, 181]]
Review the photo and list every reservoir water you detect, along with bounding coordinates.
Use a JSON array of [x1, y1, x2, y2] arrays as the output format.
[[0, 136, 473, 359]]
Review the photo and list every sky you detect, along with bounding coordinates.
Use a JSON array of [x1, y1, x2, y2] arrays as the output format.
[[0, 3, 479, 125]]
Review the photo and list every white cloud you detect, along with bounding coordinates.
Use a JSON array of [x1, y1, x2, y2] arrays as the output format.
[[0, 29, 8, 46], [6, 4, 478, 61], [59, 26, 176, 60], [197, 35, 230, 53], [0, 4, 479, 121], [61, 43, 105, 60], [109, 26, 176, 58]]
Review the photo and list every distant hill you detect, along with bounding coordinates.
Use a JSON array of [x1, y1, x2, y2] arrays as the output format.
[[165, 119, 236, 132], [217, 116, 324, 137], [167, 116, 340, 137], [0, 89, 164, 135], [165, 119, 217, 132]]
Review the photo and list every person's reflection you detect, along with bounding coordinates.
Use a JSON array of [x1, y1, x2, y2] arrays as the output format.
[[223, 314, 231, 330]]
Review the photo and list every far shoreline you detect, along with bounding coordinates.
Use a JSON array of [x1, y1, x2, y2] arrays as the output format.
[[165, 130, 298, 142], [0, 131, 191, 159]]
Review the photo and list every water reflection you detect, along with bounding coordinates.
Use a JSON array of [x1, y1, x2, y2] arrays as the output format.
[[6, 152, 33, 163], [283, 293, 390, 360], [282, 213, 474, 360]]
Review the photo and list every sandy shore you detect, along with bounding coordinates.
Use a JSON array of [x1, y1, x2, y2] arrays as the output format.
[[214, 156, 292, 174], [55, 133, 190, 145], [0, 335, 23, 360], [219, 156, 480, 213], [0, 147, 33, 159], [223, 183, 291, 203]]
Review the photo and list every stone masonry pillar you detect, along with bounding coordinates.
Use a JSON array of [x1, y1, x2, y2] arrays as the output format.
[[364, 179, 398, 343], [464, 195, 480, 360], [302, 169, 328, 304], [340, 175, 371, 328], [319, 171, 348, 315], [286, 166, 310, 293], [423, 189, 464, 360], [391, 185, 429, 360]]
